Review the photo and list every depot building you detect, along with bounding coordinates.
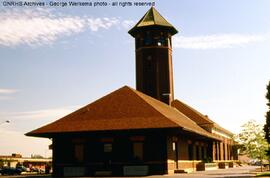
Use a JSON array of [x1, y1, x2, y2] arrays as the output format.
[[26, 7, 238, 177]]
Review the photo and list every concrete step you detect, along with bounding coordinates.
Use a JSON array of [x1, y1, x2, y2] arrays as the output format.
[[174, 169, 187, 174]]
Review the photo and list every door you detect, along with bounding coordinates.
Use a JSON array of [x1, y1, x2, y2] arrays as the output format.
[[172, 141, 178, 169]]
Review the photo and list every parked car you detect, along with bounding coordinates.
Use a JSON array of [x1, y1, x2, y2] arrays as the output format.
[[16, 165, 27, 172], [31, 167, 41, 173], [39, 169, 45, 174], [0, 167, 22, 175]]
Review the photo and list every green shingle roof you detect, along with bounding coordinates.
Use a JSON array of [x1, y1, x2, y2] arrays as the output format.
[[129, 7, 178, 37]]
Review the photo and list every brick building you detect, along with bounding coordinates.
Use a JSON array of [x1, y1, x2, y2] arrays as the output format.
[[26, 7, 237, 177]]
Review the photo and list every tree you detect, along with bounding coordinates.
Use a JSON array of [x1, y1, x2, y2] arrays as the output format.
[[264, 81, 270, 149], [31, 154, 44, 159], [263, 81, 270, 171], [0, 159, 4, 168], [235, 120, 268, 170]]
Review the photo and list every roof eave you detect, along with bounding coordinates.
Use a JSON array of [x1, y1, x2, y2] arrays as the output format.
[[128, 25, 178, 37], [25, 126, 183, 138]]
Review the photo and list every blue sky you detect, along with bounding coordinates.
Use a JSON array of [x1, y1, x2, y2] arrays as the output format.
[[0, 0, 270, 157]]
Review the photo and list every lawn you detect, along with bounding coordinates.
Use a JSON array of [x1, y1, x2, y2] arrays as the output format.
[[256, 172, 270, 177]]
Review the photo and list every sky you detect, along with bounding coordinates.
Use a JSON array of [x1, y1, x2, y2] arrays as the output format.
[[0, 0, 270, 157]]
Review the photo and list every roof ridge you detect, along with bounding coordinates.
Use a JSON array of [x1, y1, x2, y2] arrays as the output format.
[[151, 7, 157, 26], [125, 87, 179, 125], [25, 86, 130, 136], [128, 7, 178, 37], [172, 99, 214, 124], [172, 99, 234, 136], [170, 107, 219, 139], [129, 87, 170, 112], [131, 89, 219, 140], [152, 7, 166, 26], [26, 86, 220, 140], [213, 123, 234, 136]]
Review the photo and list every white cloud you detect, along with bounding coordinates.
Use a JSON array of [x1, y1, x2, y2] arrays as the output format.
[[174, 33, 270, 49], [1, 8, 268, 49], [0, 88, 18, 94], [0, 105, 79, 121], [0, 9, 132, 47], [0, 9, 85, 47], [0, 88, 18, 100], [87, 17, 120, 31], [121, 20, 135, 29]]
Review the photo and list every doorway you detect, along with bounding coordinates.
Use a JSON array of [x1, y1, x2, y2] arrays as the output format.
[[172, 141, 178, 169]]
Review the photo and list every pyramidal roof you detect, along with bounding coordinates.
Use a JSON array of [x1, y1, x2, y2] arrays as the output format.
[[129, 7, 178, 37], [26, 86, 218, 140]]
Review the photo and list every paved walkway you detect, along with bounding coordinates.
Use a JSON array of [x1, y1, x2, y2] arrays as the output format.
[[3, 166, 263, 178], [161, 166, 260, 177]]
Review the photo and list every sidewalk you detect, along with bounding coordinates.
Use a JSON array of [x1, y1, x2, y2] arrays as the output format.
[[161, 166, 259, 178], [7, 166, 261, 178]]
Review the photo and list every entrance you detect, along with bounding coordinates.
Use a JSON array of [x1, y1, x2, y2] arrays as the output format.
[[173, 141, 178, 169]]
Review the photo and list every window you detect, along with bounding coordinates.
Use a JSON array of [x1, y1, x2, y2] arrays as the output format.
[[201, 147, 205, 159], [196, 146, 200, 160], [188, 144, 193, 160], [224, 143, 226, 160], [172, 142, 176, 151], [133, 142, 143, 161], [167, 38, 171, 48], [216, 142, 219, 160], [144, 32, 152, 45], [157, 36, 165, 46], [74, 144, 84, 162], [104, 143, 112, 153]]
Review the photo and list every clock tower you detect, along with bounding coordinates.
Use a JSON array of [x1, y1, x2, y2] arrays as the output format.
[[129, 7, 178, 105]]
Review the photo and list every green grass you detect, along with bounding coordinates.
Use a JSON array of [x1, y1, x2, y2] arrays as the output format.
[[256, 172, 270, 177]]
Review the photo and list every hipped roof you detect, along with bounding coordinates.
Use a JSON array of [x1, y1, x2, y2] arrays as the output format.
[[129, 7, 178, 37], [26, 86, 218, 140], [172, 99, 234, 136], [171, 99, 214, 126]]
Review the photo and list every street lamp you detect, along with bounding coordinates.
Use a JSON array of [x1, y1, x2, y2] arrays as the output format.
[[0, 120, 10, 125]]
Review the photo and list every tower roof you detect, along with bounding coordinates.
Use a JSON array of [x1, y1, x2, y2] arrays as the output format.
[[128, 7, 178, 37], [26, 86, 219, 140]]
